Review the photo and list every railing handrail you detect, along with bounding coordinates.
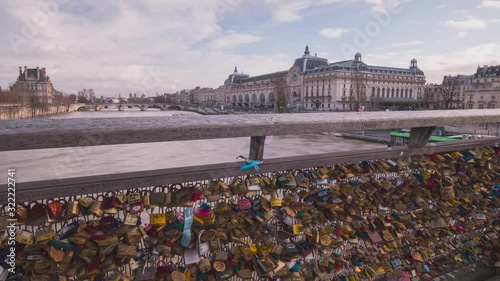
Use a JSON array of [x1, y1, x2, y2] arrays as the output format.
[[2, 137, 498, 203], [1, 109, 499, 151]]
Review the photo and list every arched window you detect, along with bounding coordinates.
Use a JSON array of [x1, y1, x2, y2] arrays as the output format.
[[382, 88, 385, 97], [391, 89, 395, 98], [409, 89, 413, 98], [372, 87, 375, 96], [260, 93, 266, 103], [238, 95, 243, 107], [396, 89, 399, 98], [377, 88, 380, 97], [251, 94, 257, 105], [268, 92, 275, 103], [405, 89, 408, 98]]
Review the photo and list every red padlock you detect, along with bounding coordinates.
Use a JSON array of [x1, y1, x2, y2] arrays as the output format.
[[156, 260, 170, 279], [46, 199, 64, 219], [29, 202, 47, 220], [102, 192, 117, 210]]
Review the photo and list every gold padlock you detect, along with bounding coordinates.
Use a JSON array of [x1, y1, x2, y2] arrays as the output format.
[[35, 227, 56, 242], [49, 246, 66, 263], [149, 207, 166, 226], [79, 197, 94, 208], [15, 229, 34, 245], [142, 190, 151, 209], [128, 191, 142, 205], [124, 213, 139, 226], [89, 195, 104, 217], [66, 197, 79, 218]]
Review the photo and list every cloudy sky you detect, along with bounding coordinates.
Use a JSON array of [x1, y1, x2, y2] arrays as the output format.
[[0, 0, 499, 96]]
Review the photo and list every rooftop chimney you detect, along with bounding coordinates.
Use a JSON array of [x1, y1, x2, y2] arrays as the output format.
[[36, 67, 40, 80], [19, 66, 22, 76], [24, 66, 27, 79]]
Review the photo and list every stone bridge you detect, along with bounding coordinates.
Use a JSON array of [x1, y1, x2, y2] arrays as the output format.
[[78, 103, 182, 111]]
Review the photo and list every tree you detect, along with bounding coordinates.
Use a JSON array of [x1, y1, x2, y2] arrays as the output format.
[[53, 91, 65, 113], [67, 94, 77, 104], [440, 76, 460, 109], [271, 75, 288, 113], [77, 88, 96, 103], [350, 68, 368, 111]]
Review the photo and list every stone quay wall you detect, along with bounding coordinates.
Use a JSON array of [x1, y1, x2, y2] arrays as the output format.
[[0, 103, 84, 120]]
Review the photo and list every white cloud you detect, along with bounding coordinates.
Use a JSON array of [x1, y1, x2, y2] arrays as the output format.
[[420, 43, 500, 83], [209, 32, 263, 50], [390, 40, 424, 47], [457, 31, 467, 38], [0, 1, 288, 94], [480, 0, 500, 8], [265, 0, 411, 23], [319, 28, 351, 39], [442, 17, 488, 30]]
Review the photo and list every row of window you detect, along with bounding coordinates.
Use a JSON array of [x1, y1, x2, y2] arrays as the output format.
[[371, 88, 415, 99]]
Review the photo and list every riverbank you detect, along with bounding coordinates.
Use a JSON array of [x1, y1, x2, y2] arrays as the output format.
[[0, 103, 85, 120]]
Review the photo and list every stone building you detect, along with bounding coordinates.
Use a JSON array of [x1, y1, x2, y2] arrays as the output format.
[[220, 46, 427, 111], [191, 87, 216, 105], [424, 75, 473, 109], [424, 65, 499, 110], [466, 65, 499, 109], [11, 66, 55, 104]]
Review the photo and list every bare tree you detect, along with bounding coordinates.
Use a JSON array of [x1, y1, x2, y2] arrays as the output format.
[[350, 68, 367, 111], [440, 76, 460, 109], [271, 75, 288, 113], [65, 94, 76, 111], [77, 88, 96, 103]]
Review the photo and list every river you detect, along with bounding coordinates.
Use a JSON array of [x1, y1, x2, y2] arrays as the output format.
[[0, 108, 385, 184]]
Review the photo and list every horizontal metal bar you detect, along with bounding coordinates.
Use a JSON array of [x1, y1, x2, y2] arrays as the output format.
[[1, 109, 499, 151], [1, 137, 498, 203]]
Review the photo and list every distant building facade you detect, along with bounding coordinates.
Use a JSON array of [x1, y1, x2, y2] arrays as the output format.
[[466, 65, 499, 109], [424, 75, 473, 109], [11, 66, 55, 104], [218, 46, 427, 111], [424, 65, 499, 110]]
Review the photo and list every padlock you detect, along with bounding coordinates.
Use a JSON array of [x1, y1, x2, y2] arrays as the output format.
[[66, 197, 80, 218], [26, 201, 47, 225], [35, 226, 56, 242], [46, 199, 64, 222], [116, 244, 137, 258], [89, 195, 104, 217], [150, 186, 168, 207], [149, 206, 166, 226], [135, 262, 156, 281], [48, 245, 66, 263], [142, 190, 151, 209], [101, 216, 116, 235], [197, 230, 210, 256], [237, 196, 252, 210], [127, 190, 142, 206], [124, 212, 140, 226], [15, 229, 34, 245], [15, 203, 28, 223]]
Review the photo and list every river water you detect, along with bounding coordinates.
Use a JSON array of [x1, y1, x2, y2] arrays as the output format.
[[0, 109, 385, 184]]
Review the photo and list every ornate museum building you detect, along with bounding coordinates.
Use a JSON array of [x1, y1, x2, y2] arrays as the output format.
[[220, 46, 427, 111]]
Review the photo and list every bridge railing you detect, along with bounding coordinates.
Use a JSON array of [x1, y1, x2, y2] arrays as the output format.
[[1, 110, 500, 280]]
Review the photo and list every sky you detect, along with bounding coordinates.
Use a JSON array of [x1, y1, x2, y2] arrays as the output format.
[[0, 0, 499, 96]]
